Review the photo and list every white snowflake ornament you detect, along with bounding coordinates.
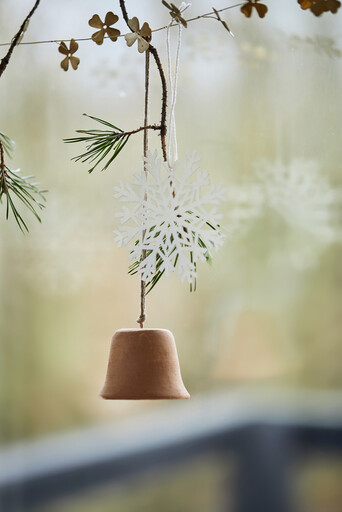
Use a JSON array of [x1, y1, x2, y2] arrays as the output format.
[[114, 151, 226, 288]]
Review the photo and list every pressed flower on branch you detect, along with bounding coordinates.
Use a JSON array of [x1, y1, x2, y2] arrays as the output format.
[[298, 0, 341, 15], [125, 17, 152, 53], [161, 1, 189, 27], [58, 39, 80, 71], [241, 0, 268, 18], [88, 12, 121, 45]]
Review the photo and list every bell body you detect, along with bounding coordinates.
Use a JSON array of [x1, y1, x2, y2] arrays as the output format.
[[100, 328, 190, 400]]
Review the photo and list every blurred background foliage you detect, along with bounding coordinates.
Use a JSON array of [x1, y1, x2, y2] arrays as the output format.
[[0, 2, 342, 510]]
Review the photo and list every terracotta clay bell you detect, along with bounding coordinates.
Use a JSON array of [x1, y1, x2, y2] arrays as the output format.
[[100, 328, 190, 400]]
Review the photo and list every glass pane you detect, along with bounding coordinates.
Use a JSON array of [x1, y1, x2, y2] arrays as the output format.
[[0, 2, 341, 512]]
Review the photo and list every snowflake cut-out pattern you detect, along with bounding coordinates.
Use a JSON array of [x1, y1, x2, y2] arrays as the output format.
[[114, 151, 226, 285]]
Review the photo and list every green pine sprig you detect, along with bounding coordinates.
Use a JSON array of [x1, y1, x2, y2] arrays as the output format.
[[64, 114, 130, 173], [0, 131, 14, 157], [0, 132, 46, 233], [0, 168, 47, 233]]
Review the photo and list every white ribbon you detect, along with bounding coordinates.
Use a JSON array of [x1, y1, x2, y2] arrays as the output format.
[[166, 2, 191, 168]]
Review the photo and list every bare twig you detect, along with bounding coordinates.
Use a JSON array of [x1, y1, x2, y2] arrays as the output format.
[[119, 0, 130, 26], [137, 50, 150, 329], [149, 45, 168, 162], [119, 0, 168, 162], [126, 124, 161, 136], [0, 141, 6, 193], [0, 0, 41, 77], [75, 125, 161, 139], [119, 0, 150, 326]]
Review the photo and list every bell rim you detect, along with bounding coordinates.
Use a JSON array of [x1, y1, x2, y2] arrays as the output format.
[[115, 328, 173, 334], [100, 393, 190, 400]]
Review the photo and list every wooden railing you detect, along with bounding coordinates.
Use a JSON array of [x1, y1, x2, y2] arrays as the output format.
[[0, 389, 341, 511]]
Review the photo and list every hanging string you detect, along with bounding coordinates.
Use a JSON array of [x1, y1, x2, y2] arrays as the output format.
[[166, 23, 180, 167], [136, 49, 150, 329], [137, 6, 189, 326], [166, 3, 190, 168]]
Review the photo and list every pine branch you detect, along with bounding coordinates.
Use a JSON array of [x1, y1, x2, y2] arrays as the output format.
[[64, 114, 161, 173], [0, 132, 14, 157], [0, 137, 46, 232]]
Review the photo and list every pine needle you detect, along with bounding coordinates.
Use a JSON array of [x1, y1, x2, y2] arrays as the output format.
[[64, 114, 130, 173], [0, 167, 46, 233]]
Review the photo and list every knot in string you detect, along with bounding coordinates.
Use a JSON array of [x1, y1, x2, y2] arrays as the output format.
[[136, 313, 146, 328]]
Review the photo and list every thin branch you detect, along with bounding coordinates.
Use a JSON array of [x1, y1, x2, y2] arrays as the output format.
[[0, 0, 41, 77], [125, 124, 161, 136], [0, 36, 92, 47], [176, 3, 245, 27], [137, 49, 151, 329], [149, 45, 168, 162], [143, 56, 150, 165], [119, 0, 168, 162], [74, 124, 161, 138], [0, 140, 6, 193], [64, 117, 162, 173], [119, 0, 130, 26]]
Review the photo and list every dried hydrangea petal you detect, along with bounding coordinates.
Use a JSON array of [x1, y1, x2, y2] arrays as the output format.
[[69, 38, 79, 54], [241, 3, 253, 17], [60, 56, 69, 71], [140, 22, 152, 39], [105, 11, 118, 26], [298, 0, 313, 8], [125, 32, 138, 47], [137, 36, 149, 53], [70, 56, 80, 70], [58, 41, 69, 55], [254, 2, 268, 17], [92, 28, 105, 45], [128, 17, 140, 32], [241, 1, 268, 18], [88, 14, 103, 28], [107, 27, 120, 42], [298, 0, 341, 14], [88, 14, 103, 29], [329, 0, 341, 12]]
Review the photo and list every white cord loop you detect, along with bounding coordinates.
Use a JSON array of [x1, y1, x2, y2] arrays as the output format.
[[166, 2, 191, 169]]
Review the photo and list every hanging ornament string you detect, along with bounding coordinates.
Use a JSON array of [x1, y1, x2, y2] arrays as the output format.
[[166, 3, 191, 168], [166, 23, 181, 167], [166, 23, 180, 167], [138, 4, 189, 325], [137, 49, 150, 328]]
